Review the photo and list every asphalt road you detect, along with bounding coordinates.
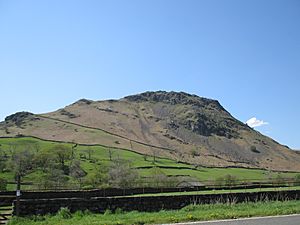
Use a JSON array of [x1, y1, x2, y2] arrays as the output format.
[[163, 214, 300, 225]]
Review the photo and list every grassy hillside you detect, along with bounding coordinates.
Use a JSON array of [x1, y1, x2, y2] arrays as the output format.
[[0, 137, 299, 191], [2, 91, 300, 172]]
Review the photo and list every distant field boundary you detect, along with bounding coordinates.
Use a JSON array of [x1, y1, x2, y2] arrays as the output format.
[[13, 190, 300, 216], [37, 115, 177, 152]]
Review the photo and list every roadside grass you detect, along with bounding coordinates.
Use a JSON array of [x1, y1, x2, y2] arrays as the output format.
[[8, 200, 300, 225], [1, 137, 299, 191]]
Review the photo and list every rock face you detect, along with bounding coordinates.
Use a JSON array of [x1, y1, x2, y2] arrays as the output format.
[[1, 91, 300, 171], [4, 112, 34, 127], [126, 91, 243, 138]]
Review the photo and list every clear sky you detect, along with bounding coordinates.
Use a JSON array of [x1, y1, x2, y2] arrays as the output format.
[[0, 0, 299, 149]]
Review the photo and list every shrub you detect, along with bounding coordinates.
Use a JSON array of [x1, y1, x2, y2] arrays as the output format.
[[214, 177, 225, 187], [57, 207, 72, 219], [273, 175, 285, 186], [294, 174, 300, 186], [0, 178, 7, 191], [104, 209, 112, 215], [224, 174, 238, 187], [182, 204, 198, 212], [114, 208, 123, 214]]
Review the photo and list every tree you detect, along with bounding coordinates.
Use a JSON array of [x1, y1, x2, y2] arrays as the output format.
[[34, 150, 56, 172], [224, 174, 238, 187], [108, 158, 138, 188], [191, 149, 197, 158], [0, 178, 7, 191], [86, 147, 94, 160], [40, 166, 69, 190], [273, 175, 285, 186], [108, 148, 114, 161], [83, 164, 109, 189], [11, 149, 34, 178], [214, 177, 225, 187], [0, 148, 7, 172], [143, 154, 148, 161], [71, 144, 77, 159], [151, 147, 158, 164], [52, 145, 72, 172], [69, 160, 87, 188], [149, 167, 168, 187], [294, 174, 300, 186]]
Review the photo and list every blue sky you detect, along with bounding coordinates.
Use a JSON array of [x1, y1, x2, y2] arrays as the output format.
[[0, 0, 299, 149]]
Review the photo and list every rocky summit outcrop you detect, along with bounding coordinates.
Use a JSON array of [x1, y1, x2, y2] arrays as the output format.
[[125, 91, 245, 138], [1, 91, 300, 171]]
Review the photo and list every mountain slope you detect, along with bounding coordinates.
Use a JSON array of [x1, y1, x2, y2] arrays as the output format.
[[1, 91, 299, 171]]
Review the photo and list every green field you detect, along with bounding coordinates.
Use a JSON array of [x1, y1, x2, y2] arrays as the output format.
[[130, 186, 300, 197], [8, 200, 300, 225], [0, 137, 299, 190]]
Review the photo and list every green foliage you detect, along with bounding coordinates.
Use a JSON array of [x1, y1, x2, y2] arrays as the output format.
[[147, 167, 178, 187], [33, 150, 55, 172], [0, 148, 8, 172], [57, 207, 72, 219], [11, 149, 34, 177], [0, 137, 299, 191], [214, 177, 225, 187], [39, 166, 69, 190], [82, 164, 109, 189], [104, 209, 112, 215], [273, 175, 285, 185], [51, 145, 72, 169], [214, 174, 238, 187], [114, 208, 123, 214], [295, 174, 300, 186], [190, 148, 200, 157], [224, 174, 238, 187], [0, 178, 7, 191]]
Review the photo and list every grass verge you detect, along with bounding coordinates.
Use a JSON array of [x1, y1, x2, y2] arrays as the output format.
[[8, 200, 300, 225]]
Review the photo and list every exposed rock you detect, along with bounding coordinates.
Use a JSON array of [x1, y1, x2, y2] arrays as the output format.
[[126, 91, 240, 138], [5, 112, 34, 127], [60, 109, 78, 119], [125, 91, 223, 109], [74, 99, 93, 105]]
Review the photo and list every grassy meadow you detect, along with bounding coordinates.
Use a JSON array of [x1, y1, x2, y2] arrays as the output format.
[[0, 137, 299, 191]]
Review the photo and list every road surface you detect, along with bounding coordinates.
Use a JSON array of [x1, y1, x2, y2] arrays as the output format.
[[162, 214, 300, 225]]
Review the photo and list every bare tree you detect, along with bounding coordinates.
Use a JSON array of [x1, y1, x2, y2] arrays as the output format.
[[108, 158, 138, 188], [151, 147, 158, 164], [11, 149, 34, 178], [86, 147, 94, 160], [70, 160, 87, 188], [108, 148, 114, 161]]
